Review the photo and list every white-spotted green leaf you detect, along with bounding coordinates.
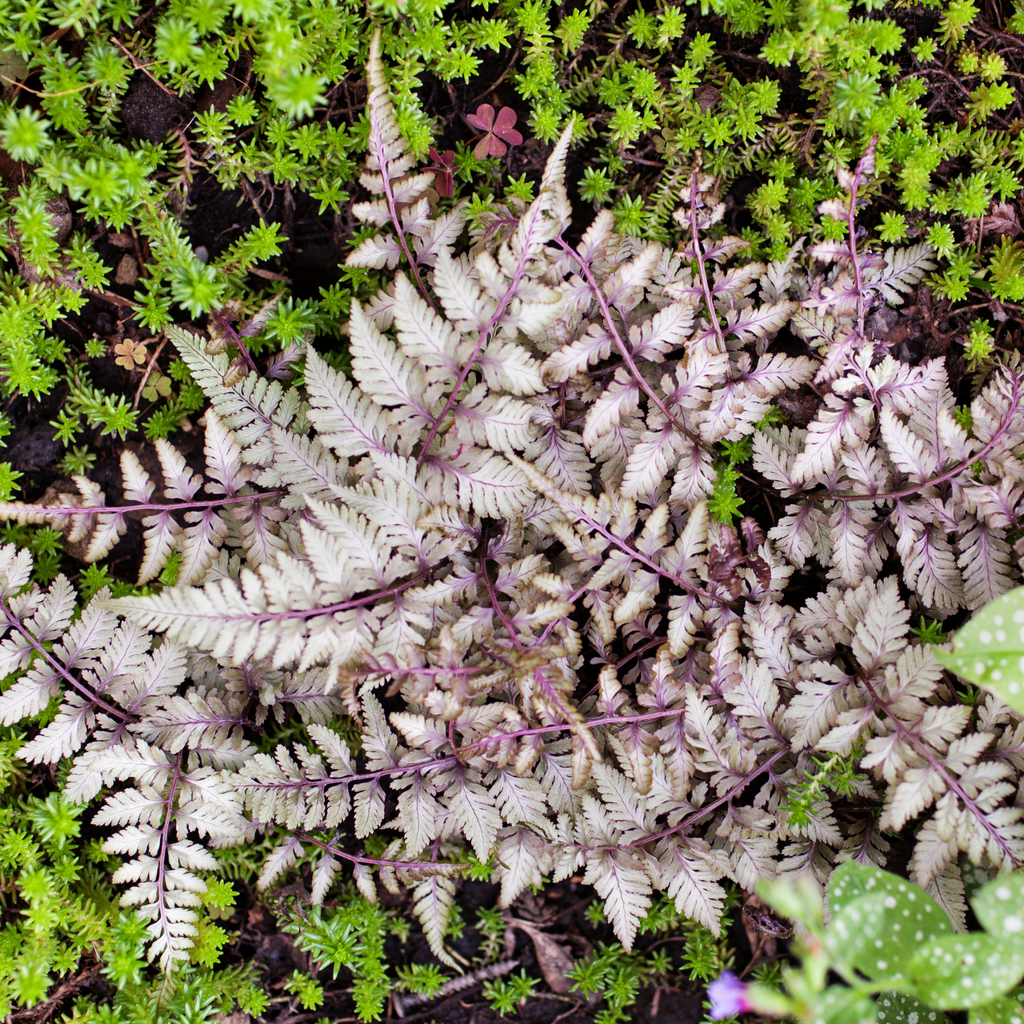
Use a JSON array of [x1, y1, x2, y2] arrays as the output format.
[[811, 985, 876, 1024], [971, 873, 1024, 940], [969, 994, 1024, 1024], [826, 862, 952, 983], [934, 586, 1024, 713], [829, 862, 952, 934], [875, 991, 949, 1024], [829, 889, 950, 983], [907, 934, 1024, 1009]]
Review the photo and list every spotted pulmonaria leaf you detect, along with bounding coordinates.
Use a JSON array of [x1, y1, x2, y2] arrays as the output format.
[[971, 874, 1024, 940], [829, 861, 951, 930], [827, 862, 952, 983], [906, 934, 1024, 1009], [968, 995, 1024, 1024], [876, 991, 949, 1024], [933, 585, 1024, 714], [809, 985, 876, 1024]]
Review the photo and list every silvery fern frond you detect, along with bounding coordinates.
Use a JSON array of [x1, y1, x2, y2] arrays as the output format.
[[0, 547, 249, 967]]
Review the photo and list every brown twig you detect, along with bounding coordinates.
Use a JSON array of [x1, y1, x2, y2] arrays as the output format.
[[110, 37, 180, 99], [84, 288, 140, 309], [133, 335, 169, 410]]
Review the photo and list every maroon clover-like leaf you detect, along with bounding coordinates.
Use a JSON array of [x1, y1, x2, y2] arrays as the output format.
[[466, 103, 523, 159], [427, 147, 456, 197]]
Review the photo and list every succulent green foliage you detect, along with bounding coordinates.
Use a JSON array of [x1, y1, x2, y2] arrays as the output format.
[[287, 901, 390, 1020], [0, 735, 258, 1018], [783, 749, 866, 829], [0, 0, 1017, 445], [564, 901, 727, 1024], [484, 968, 540, 1016]]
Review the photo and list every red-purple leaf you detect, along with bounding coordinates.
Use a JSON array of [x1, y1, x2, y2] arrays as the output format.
[[428, 147, 456, 197], [475, 134, 503, 159], [466, 103, 495, 133], [492, 106, 523, 144], [467, 103, 523, 160]]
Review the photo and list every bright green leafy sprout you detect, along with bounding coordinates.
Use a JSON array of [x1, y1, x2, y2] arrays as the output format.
[[27, 794, 82, 849], [878, 211, 907, 242], [529, 104, 562, 142], [190, 920, 231, 968], [658, 7, 686, 46], [988, 237, 1024, 301], [311, 178, 349, 214], [689, 32, 714, 68], [784, 749, 865, 828], [957, 48, 980, 74], [964, 320, 995, 366], [464, 851, 493, 880], [284, 970, 325, 1011], [0, 455, 21, 500], [12, 961, 51, 1007], [910, 616, 948, 643], [476, 905, 507, 961], [927, 222, 956, 258], [613, 194, 647, 235], [1, 108, 51, 161], [939, 0, 979, 45], [968, 81, 1015, 120], [158, 549, 182, 586], [238, 982, 270, 1016], [709, 463, 744, 523], [979, 51, 1007, 80], [580, 167, 613, 205], [955, 174, 990, 218], [57, 445, 96, 475], [832, 71, 880, 120], [445, 903, 466, 940], [200, 878, 237, 910], [912, 37, 939, 62], [484, 968, 538, 1015], [396, 963, 446, 996], [557, 9, 590, 50], [505, 175, 535, 201]]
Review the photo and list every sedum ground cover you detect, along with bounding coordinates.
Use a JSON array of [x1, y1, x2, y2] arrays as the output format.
[[0, 0, 1021, 1021]]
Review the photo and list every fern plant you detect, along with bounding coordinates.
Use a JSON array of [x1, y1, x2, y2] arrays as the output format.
[[0, 32, 1022, 984]]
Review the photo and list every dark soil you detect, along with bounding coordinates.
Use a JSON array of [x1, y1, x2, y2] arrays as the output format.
[[121, 73, 192, 145]]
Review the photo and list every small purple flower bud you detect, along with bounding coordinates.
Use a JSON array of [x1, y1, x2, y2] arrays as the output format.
[[708, 971, 753, 1020]]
